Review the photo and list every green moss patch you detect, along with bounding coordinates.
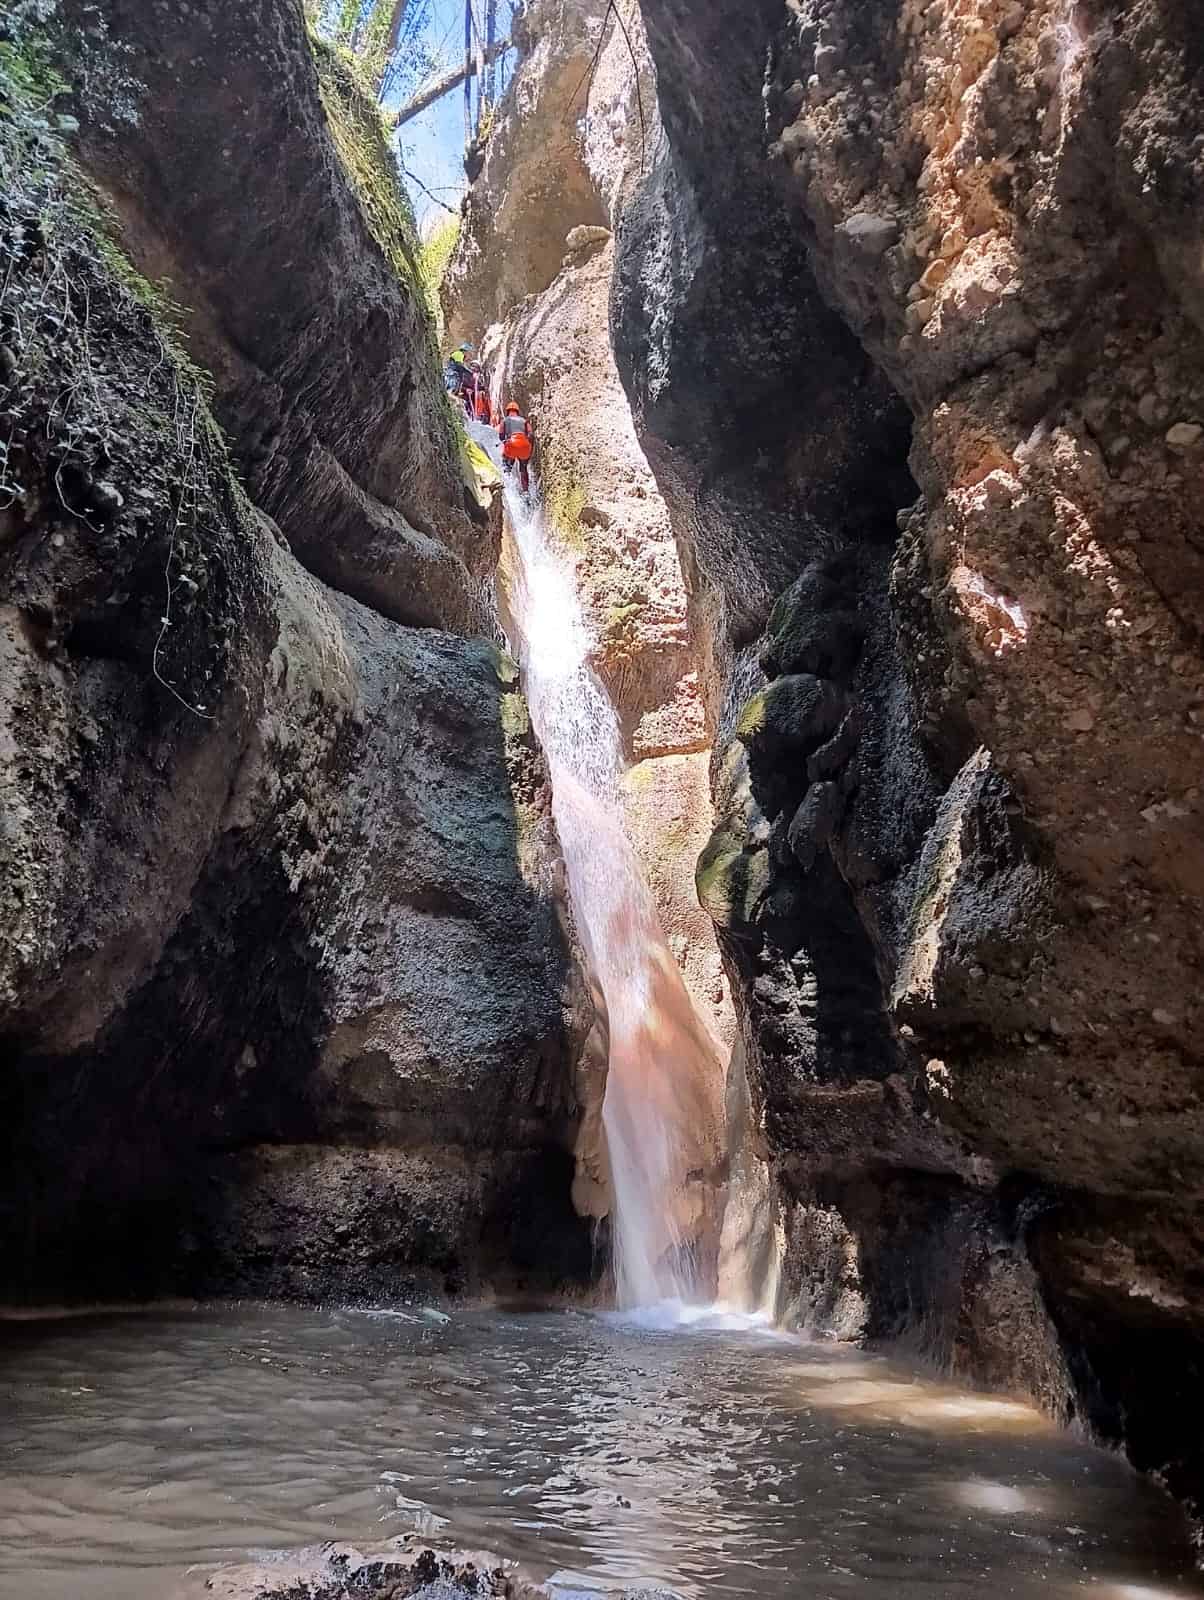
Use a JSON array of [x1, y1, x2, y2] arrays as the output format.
[[310, 32, 422, 291], [0, 14, 264, 722]]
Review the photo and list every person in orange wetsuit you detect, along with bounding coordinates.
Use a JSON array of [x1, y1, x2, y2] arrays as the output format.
[[498, 401, 533, 492]]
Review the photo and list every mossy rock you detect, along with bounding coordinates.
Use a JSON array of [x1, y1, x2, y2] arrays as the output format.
[[735, 675, 845, 753], [696, 822, 772, 931], [786, 780, 845, 871], [543, 469, 588, 554], [459, 432, 501, 509], [807, 710, 860, 784], [482, 642, 521, 687], [310, 34, 421, 292], [764, 569, 842, 640], [761, 606, 866, 683]]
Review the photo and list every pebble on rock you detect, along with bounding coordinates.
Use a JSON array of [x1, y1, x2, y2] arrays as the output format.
[[1165, 421, 1202, 450], [837, 212, 900, 257]]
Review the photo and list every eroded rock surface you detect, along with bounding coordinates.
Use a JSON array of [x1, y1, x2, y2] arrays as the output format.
[[607, 0, 1204, 1513], [444, 0, 610, 342], [0, 5, 590, 1303], [205, 1543, 671, 1600], [60, 0, 493, 634], [442, 0, 735, 1245]]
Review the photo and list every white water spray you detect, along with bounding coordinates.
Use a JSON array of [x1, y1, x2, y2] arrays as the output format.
[[471, 420, 723, 1310]]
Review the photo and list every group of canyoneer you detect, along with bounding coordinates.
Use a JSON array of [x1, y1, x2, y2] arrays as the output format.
[[445, 341, 534, 493]]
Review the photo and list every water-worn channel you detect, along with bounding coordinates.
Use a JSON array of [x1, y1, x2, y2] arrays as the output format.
[[0, 1303, 1200, 1599]]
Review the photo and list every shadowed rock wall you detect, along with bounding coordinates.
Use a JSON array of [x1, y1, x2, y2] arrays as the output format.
[[0, 1, 592, 1303], [609, 0, 1204, 1513]]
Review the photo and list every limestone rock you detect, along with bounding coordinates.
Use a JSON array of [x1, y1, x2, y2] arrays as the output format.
[[566, 223, 613, 253], [60, 0, 488, 635], [443, 0, 612, 342], [1166, 421, 1202, 450], [696, 826, 773, 932], [837, 212, 900, 258], [612, 0, 1204, 1517], [0, 11, 590, 1306]]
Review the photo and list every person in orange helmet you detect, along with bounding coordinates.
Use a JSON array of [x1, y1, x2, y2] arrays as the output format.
[[498, 401, 533, 493]]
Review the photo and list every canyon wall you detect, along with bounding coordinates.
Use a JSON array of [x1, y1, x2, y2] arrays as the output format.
[[444, 0, 736, 1244], [609, 0, 1204, 1512], [4, 0, 1203, 1523], [441, 0, 1204, 1513], [0, 0, 592, 1303]]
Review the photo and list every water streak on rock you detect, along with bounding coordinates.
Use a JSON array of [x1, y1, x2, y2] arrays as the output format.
[[475, 422, 723, 1308]]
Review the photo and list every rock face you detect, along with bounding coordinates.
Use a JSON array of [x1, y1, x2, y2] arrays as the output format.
[[61, 0, 493, 636], [597, 0, 1204, 1516], [0, 3, 590, 1303], [443, 0, 610, 342], [207, 1542, 659, 1600], [443, 0, 735, 1226]]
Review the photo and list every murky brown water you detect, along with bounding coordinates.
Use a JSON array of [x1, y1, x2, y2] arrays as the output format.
[[0, 1304, 1198, 1600]]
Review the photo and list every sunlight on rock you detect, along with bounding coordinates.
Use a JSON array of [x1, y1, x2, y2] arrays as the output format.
[[1088, 1586, 1201, 1600], [787, 1365, 1051, 1436], [950, 564, 1029, 656]]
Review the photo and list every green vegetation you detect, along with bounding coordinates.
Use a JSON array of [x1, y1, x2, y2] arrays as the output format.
[[312, 0, 437, 102], [0, 13, 259, 721], [310, 32, 423, 290], [308, 21, 469, 479], [695, 826, 770, 931], [417, 211, 460, 337]]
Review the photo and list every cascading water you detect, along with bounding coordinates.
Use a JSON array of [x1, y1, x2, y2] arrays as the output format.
[[471, 421, 724, 1310]]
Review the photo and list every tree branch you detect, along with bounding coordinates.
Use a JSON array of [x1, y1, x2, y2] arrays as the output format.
[[402, 163, 459, 214], [389, 36, 510, 129]]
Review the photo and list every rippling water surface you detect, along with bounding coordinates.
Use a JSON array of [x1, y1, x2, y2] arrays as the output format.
[[0, 1304, 1198, 1599]]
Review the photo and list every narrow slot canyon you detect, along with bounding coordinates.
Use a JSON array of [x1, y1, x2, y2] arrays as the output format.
[[1, 0, 1203, 1596]]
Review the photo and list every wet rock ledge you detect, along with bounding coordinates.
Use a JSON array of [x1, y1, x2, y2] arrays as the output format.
[[206, 1544, 663, 1600], [207, 1545, 528, 1600]]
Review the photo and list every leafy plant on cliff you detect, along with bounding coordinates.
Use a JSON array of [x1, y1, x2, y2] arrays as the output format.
[[417, 212, 459, 337], [314, 0, 437, 101]]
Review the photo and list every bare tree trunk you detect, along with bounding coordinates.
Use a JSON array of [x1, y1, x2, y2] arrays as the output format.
[[462, 0, 473, 145], [483, 0, 497, 115], [388, 37, 509, 130], [385, 0, 410, 54], [472, 0, 486, 134]]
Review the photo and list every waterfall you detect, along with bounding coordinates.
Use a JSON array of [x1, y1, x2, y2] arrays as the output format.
[[472, 421, 723, 1310]]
